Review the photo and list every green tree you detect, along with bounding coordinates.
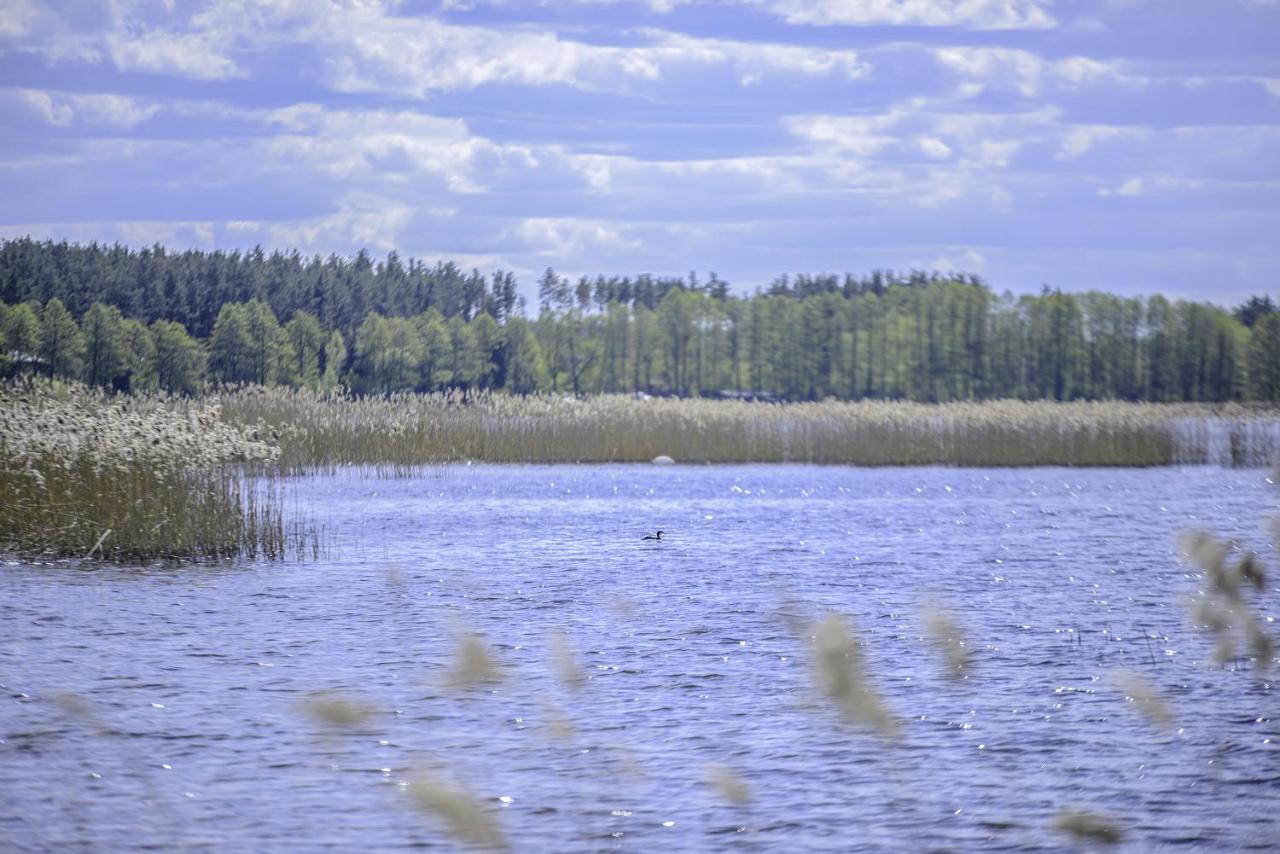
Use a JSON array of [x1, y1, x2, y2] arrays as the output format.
[[120, 317, 157, 392], [657, 287, 694, 395], [414, 309, 453, 391], [208, 302, 253, 385], [151, 320, 204, 394], [1145, 295, 1176, 401], [2, 301, 41, 358], [469, 311, 502, 390], [1248, 313, 1280, 401], [502, 317, 548, 394], [244, 298, 288, 386], [354, 312, 422, 392], [284, 310, 325, 388], [448, 316, 480, 390], [39, 298, 82, 380], [81, 302, 126, 388], [382, 316, 424, 391], [320, 329, 347, 390]]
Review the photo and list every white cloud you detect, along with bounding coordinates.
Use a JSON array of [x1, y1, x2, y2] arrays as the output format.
[[251, 104, 540, 193], [1115, 177, 1144, 196], [260, 195, 415, 254], [437, 0, 1054, 28], [914, 247, 987, 272], [752, 0, 1056, 29], [0, 218, 222, 248], [2, 1, 869, 94], [918, 136, 952, 160], [104, 28, 241, 80], [7, 89, 160, 128], [934, 47, 1127, 97], [514, 217, 642, 258], [786, 104, 1056, 176], [0, 0, 46, 38], [1097, 175, 1214, 198], [1056, 125, 1143, 160], [783, 113, 896, 156], [302, 18, 868, 97], [1097, 177, 1144, 197]]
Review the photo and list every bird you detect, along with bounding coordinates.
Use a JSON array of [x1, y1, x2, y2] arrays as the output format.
[[641, 530, 664, 541]]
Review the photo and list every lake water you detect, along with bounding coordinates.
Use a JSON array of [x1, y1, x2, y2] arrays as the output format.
[[2, 465, 1278, 852]]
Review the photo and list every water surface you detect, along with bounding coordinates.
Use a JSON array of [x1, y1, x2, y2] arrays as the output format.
[[2, 465, 1278, 851]]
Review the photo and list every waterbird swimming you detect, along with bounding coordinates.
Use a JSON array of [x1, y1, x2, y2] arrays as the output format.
[[642, 530, 664, 541]]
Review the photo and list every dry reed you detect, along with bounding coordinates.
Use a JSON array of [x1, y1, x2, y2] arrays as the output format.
[[1052, 808, 1124, 845], [215, 387, 1280, 470], [1108, 670, 1175, 731], [1182, 528, 1276, 670], [0, 381, 290, 560], [405, 772, 509, 850], [922, 601, 971, 680], [810, 614, 898, 738]]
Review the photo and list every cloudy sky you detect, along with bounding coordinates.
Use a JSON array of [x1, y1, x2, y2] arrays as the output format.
[[1, 0, 1277, 304]]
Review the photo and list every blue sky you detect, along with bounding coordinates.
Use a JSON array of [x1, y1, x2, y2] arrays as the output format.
[[1, 0, 1277, 305]]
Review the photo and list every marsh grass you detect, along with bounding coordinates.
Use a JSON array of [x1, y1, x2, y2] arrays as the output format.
[[0, 381, 292, 560], [216, 387, 1280, 470]]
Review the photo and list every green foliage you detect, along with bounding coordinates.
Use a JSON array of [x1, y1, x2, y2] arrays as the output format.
[[0, 240, 1273, 403], [244, 298, 289, 386], [120, 317, 157, 392], [320, 329, 347, 390], [415, 308, 453, 391], [81, 302, 126, 389], [1248, 314, 1280, 401], [0, 238, 513, 340], [209, 302, 254, 385], [353, 311, 423, 392], [285, 310, 325, 388], [151, 319, 204, 394], [501, 317, 548, 395], [39, 298, 82, 380], [2, 300, 41, 357]]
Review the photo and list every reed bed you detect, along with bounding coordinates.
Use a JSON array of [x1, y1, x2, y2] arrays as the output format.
[[216, 387, 1280, 470], [0, 382, 289, 560]]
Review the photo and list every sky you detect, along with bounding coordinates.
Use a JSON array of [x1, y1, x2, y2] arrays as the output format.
[[1, 0, 1278, 305]]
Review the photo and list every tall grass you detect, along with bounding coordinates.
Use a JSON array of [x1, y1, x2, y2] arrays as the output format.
[[217, 387, 1280, 470], [0, 381, 290, 560]]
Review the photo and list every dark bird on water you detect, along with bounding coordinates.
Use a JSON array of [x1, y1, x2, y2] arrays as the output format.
[[642, 530, 664, 541]]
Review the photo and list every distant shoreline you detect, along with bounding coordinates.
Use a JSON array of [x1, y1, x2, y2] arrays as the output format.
[[217, 387, 1280, 470]]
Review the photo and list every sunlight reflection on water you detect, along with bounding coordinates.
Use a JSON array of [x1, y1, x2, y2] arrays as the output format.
[[1, 465, 1277, 851]]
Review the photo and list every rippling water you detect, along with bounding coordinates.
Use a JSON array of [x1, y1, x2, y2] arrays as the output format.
[[2, 465, 1278, 852]]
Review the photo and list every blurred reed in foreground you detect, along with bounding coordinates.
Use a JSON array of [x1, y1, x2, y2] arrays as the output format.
[[0, 381, 294, 560], [1053, 808, 1124, 845], [216, 387, 1280, 471], [1181, 528, 1276, 670], [811, 614, 898, 738]]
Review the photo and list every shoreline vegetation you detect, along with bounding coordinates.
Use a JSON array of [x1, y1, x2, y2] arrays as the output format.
[[5, 381, 1278, 560], [219, 387, 1280, 471], [2, 381, 1280, 560], [0, 382, 300, 561]]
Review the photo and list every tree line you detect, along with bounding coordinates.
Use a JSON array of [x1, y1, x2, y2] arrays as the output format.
[[1, 238, 1277, 401]]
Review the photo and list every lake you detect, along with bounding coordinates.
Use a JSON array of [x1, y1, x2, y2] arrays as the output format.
[[2, 465, 1278, 851]]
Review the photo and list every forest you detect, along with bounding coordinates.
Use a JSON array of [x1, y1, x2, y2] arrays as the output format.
[[1, 237, 1277, 402]]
